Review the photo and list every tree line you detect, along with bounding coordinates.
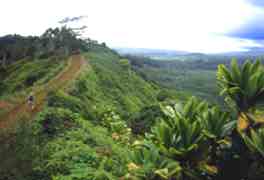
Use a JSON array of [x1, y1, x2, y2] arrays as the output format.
[[0, 26, 102, 68]]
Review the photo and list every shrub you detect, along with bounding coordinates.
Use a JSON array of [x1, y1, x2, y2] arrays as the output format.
[[33, 107, 78, 137], [217, 59, 264, 131], [101, 108, 132, 144], [24, 71, 46, 86], [129, 97, 235, 180], [128, 142, 182, 180], [47, 91, 83, 113], [129, 105, 163, 135], [33, 117, 130, 179]]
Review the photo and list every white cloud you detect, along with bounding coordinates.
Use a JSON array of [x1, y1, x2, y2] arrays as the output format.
[[0, 0, 262, 53]]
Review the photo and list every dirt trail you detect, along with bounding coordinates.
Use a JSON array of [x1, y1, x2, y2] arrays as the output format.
[[0, 54, 85, 130], [0, 101, 11, 109]]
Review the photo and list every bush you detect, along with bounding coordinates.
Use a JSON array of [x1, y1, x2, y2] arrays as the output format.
[[128, 97, 235, 180], [47, 91, 83, 113], [24, 71, 46, 86], [129, 105, 163, 134], [33, 107, 78, 137], [33, 116, 130, 179], [0, 119, 38, 180]]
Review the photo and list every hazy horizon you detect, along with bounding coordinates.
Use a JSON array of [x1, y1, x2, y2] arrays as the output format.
[[0, 0, 264, 53]]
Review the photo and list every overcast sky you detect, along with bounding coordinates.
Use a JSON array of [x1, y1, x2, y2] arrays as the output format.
[[0, 0, 264, 53]]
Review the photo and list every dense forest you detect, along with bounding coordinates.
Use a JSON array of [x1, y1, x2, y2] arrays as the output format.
[[0, 26, 264, 180]]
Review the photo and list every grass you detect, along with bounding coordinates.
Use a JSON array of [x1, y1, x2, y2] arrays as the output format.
[[0, 57, 67, 103], [0, 58, 66, 117], [70, 50, 158, 118], [0, 55, 84, 130], [0, 48, 159, 179]]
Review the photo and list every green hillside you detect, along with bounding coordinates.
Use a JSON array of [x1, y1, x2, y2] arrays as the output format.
[[0, 28, 264, 180], [0, 58, 66, 98], [0, 46, 161, 179], [75, 48, 158, 116]]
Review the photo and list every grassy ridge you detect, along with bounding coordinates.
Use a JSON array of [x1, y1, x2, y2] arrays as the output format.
[[0, 47, 160, 179], [0, 55, 84, 130], [0, 57, 66, 101], [68, 49, 158, 118]]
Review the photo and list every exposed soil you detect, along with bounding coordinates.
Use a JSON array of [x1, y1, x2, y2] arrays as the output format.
[[0, 55, 86, 130]]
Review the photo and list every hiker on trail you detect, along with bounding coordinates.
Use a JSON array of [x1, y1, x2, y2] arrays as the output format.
[[27, 92, 35, 110]]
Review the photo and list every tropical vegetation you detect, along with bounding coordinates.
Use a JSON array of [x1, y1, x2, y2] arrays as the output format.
[[0, 27, 263, 180]]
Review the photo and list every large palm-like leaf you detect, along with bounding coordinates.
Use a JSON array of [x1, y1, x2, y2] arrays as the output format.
[[217, 59, 264, 131], [150, 117, 204, 159], [156, 98, 234, 158], [200, 106, 235, 140], [161, 97, 208, 126], [139, 98, 236, 179], [217, 59, 264, 112], [152, 98, 207, 158], [243, 128, 264, 158], [128, 142, 182, 180]]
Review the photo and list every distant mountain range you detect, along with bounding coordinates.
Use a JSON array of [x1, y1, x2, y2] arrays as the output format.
[[114, 47, 264, 61], [114, 48, 188, 58], [218, 47, 264, 57]]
